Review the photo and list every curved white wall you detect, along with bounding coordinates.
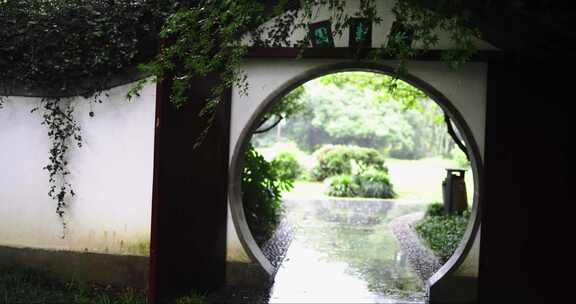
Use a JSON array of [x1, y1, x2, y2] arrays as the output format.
[[228, 59, 486, 277], [0, 80, 156, 256]]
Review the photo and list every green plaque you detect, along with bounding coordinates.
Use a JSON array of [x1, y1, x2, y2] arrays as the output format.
[[309, 21, 334, 47]]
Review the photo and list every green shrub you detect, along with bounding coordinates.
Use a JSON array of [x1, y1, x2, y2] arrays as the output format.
[[325, 175, 359, 197], [242, 144, 293, 246], [425, 202, 445, 217], [355, 169, 395, 198], [312, 147, 353, 181], [312, 145, 388, 181], [415, 210, 470, 262], [312, 144, 340, 161], [350, 146, 388, 174], [272, 151, 302, 181], [326, 170, 395, 199]]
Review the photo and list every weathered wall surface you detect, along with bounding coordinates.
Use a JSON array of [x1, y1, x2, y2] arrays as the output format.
[[228, 59, 486, 280], [0, 80, 155, 256]]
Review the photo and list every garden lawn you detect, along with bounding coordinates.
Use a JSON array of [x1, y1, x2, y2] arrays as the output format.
[[385, 158, 473, 204], [285, 158, 473, 204]]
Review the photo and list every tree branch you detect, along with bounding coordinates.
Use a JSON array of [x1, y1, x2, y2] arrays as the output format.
[[444, 111, 469, 161], [254, 114, 283, 134]]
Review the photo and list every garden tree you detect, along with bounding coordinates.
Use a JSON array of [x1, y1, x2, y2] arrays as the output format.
[[258, 72, 457, 159], [306, 78, 415, 148], [1, 0, 478, 231], [319, 72, 467, 158], [320, 71, 428, 111]]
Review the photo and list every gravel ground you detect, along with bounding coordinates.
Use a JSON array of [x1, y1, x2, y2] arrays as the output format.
[[390, 212, 442, 282]]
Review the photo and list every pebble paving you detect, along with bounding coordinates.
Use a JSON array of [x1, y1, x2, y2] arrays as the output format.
[[390, 212, 442, 282], [206, 219, 294, 304]]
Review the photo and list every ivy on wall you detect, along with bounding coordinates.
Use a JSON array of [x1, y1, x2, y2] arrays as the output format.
[[0, 0, 479, 235], [0, 0, 170, 235]]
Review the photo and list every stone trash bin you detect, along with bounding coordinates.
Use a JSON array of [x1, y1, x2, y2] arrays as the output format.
[[442, 169, 468, 215]]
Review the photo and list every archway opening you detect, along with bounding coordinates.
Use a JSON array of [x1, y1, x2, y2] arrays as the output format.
[[229, 64, 482, 303]]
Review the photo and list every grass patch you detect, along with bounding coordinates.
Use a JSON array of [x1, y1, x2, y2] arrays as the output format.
[[0, 266, 205, 304], [414, 210, 470, 262], [0, 265, 147, 304], [384, 158, 473, 204]]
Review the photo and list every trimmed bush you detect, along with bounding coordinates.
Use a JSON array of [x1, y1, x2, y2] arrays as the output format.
[[326, 175, 358, 197], [326, 170, 395, 199], [355, 169, 395, 198], [272, 151, 302, 181], [312, 145, 388, 181], [415, 209, 470, 262], [312, 147, 353, 181], [351, 146, 388, 174]]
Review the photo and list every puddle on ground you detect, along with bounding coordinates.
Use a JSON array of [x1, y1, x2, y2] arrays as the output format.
[[268, 198, 426, 304]]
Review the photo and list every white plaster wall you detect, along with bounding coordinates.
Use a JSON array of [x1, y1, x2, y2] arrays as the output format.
[[228, 59, 486, 277], [0, 80, 156, 256]]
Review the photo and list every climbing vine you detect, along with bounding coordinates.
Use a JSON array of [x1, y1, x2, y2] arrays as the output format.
[[0, 0, 480, 233], [30, 98, 82, 236]]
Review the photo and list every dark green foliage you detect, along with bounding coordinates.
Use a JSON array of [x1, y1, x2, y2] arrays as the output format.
[[0, 0, 168, 97], [242, 144, 294, 246], [312, 145, 388, 181], [146, 0, 265, 109], [415, 209, 470, 262], [326, 175, 359, 197], [272, 151, 302, 181], [425, 202, 444, 217]]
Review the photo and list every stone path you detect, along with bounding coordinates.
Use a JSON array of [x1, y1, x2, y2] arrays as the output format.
[[209, 201, 430, 304], [390, 212, 442, 282], [262, 219, 295, 271], [206, 219, 294, 304]]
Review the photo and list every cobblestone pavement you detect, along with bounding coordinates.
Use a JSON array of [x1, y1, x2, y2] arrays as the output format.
[[390, 212, 442, 282], [262, 219, 295, 271]]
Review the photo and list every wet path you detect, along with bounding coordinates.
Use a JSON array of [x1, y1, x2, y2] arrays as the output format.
[[267, 198, 426, 304]]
